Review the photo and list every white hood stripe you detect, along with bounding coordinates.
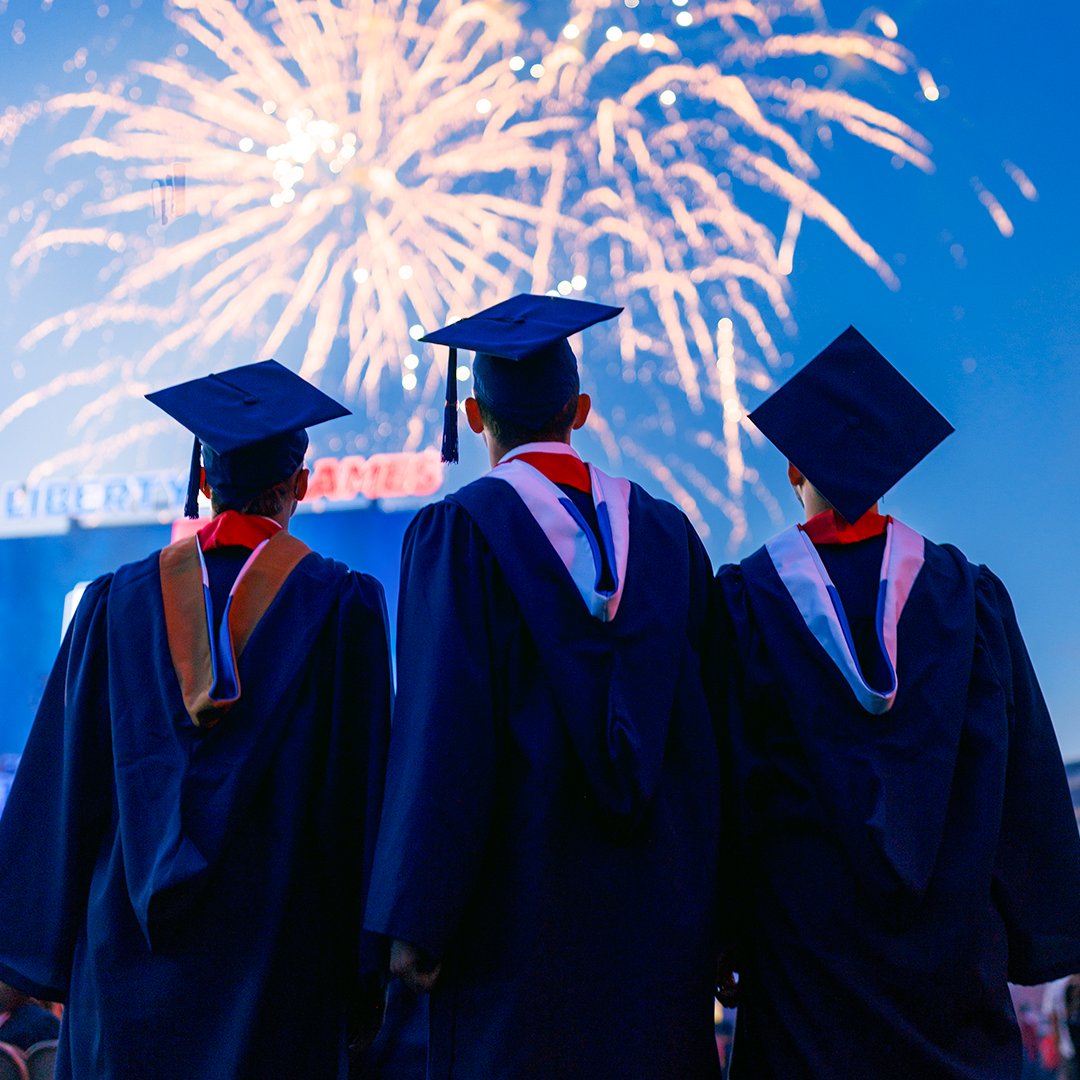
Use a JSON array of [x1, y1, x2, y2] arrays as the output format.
[[765, 520, 925, 714]]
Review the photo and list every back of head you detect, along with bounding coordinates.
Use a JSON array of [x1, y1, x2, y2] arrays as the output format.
[[203, 429, 309, 515], [473, 340, 580, 449], [207, 463, 303, 518], [420, 293, 622, 463]]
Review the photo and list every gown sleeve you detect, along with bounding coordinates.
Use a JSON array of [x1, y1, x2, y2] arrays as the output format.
[[0, 575, 114, 1001], [363, 502, 499, 959], [316, 571, 394, 982], [685, 517, 716, 688], [981, 568, 1080, 984], [712, 562, 748, 954]]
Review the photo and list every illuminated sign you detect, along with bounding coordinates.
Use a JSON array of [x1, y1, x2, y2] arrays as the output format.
[[306, 450, 443, 502], [0, 450, 444, 532], [2, 472, 187, 523]]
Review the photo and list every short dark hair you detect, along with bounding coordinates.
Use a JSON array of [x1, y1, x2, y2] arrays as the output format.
[[210, 473, 295, 518], [476, 392, 579, 450]]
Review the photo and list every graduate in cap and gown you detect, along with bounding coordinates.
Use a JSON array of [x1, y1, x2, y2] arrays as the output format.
[[714, 327, 1080, 1079], [0, 360, 393, 1080], [364, 294, 724, 1079]]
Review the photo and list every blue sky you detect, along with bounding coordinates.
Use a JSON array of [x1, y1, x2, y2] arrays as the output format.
[[0, 0, 1077, 754]]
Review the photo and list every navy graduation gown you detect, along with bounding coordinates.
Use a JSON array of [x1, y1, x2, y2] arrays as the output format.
[[0, 541, 392, 1080], [716, 533, 1080, 1080], [365, 476, 723, 1080]]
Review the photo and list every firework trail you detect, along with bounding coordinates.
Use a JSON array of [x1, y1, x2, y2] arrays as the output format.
[[543, 0, 933, 539], [5, 0, 937, 543]]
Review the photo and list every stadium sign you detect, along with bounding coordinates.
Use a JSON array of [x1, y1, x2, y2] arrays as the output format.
[[0, 449, 444, 531]]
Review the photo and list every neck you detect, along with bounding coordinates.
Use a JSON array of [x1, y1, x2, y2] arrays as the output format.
[[800, 487, 832, 520], [212, 507, 292, 533], [804, 500, 880, 525], [268, 507, 294, 532], [799, 477, 879, 522], [487, 433, 572, 470]]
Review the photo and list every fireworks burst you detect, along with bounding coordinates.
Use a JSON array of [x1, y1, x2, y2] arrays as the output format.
[[5, 0, 939, 544]]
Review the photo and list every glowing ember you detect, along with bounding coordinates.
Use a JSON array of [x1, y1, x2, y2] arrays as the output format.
[[972, 177, 1015, 238]]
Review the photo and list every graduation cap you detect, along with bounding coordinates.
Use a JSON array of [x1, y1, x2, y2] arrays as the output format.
[[420, 293, 623, 463], [146, 359, 350, 519], [747, 325, 954, 524]]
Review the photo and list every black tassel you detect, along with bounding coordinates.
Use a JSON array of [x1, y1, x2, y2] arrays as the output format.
[[441, 346, 459, 464], [184, 436, 202, 519]]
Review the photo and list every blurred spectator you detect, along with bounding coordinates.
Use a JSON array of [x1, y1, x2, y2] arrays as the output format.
[[714, 1004, 734, 1080], [1065, 978, 1080, 1078], [1017, 1003, 1040, 1072], [1043, 976, 1080, 1080], [0, 981, 59, 1051]]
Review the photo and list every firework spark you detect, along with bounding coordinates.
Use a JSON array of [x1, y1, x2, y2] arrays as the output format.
[[0, 102, 42, 148], [1003, 160, 1038, 202], [7, 0, 938, 545], [972, 176, 1015, 238]]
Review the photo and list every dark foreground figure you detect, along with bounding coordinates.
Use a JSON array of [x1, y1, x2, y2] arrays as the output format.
[[0, 361, 392, 1080], [718, 327, 1080, 1080], [366, 295, 724, 1079]]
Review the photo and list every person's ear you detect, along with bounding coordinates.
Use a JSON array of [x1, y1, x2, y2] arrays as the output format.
[[465, 397, 485, 435], [199, 467, 212, 500], [787, 462, 807, 507], [293, 467, 309, 503], [572, 393, 591, 431]]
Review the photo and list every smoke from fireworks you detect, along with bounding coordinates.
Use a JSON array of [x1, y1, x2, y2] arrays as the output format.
[[5, 0, 939, 543]]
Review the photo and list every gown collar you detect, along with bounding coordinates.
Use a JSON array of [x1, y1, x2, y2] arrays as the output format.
[[800, 508, 888, 545], [498, 442, 590, 493], [197, 510, 281, 552], [498, 441, 581, 462]]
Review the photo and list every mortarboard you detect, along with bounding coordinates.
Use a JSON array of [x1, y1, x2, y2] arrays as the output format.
[[747, 325, 954, 524], [421, 293, 623, 463], [147, 359, 350, 518]]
